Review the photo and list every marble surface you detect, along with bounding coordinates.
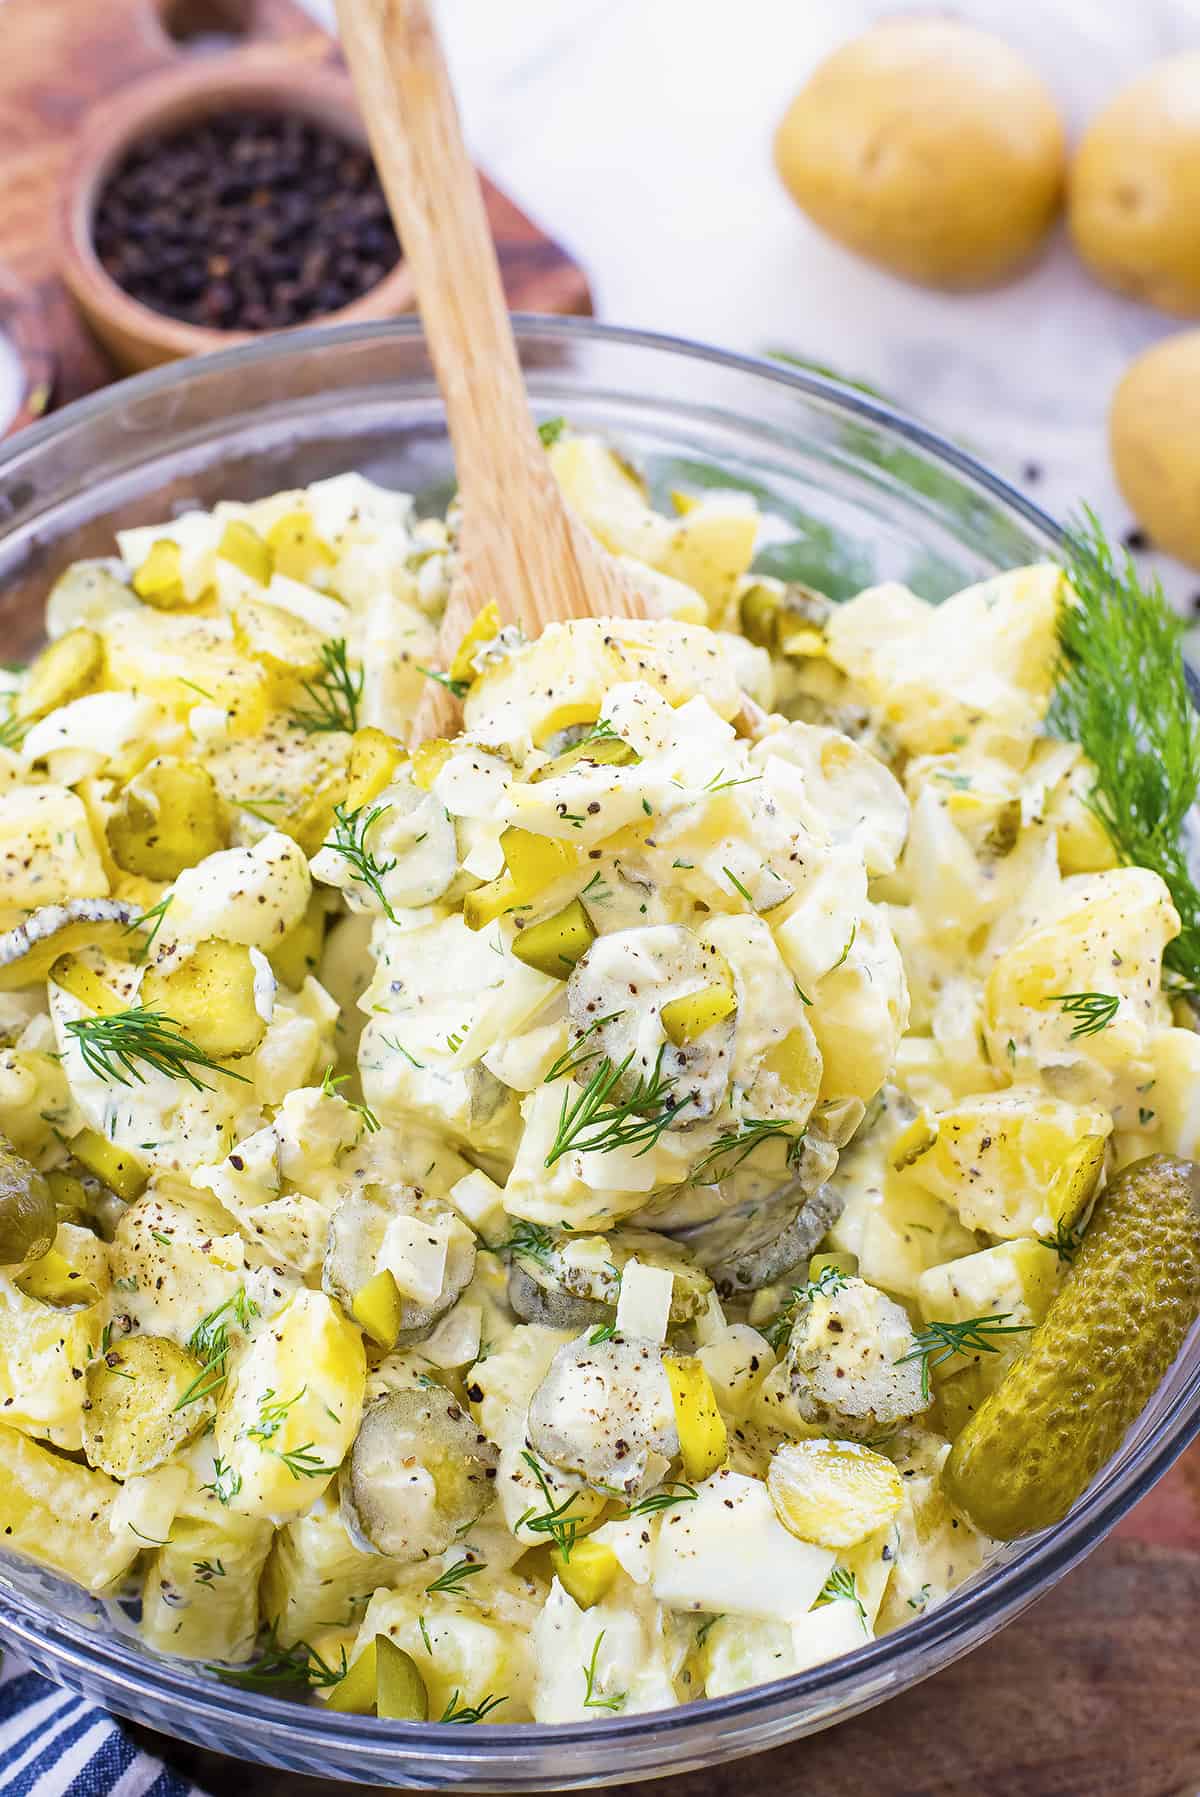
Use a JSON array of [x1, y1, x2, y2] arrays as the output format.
[[308, 0, 1200, 615]]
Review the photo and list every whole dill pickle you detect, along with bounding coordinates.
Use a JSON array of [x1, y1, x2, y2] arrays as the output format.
[[943, 1155, 1200, 1539]]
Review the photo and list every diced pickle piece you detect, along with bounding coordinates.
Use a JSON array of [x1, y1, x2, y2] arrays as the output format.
[[511, 899, 595, 978], [17, 1243, 103, 1308], [503, 827, 580, 891], [410, 737, 454, 791], [14, 627, 103, 722], [766, 1438, 904, 1549], [218, 520, 273, 586], [665, 1355, 727, 1480], [345, 727, 404, 811], [944, 1156, 1200, 1539], [82, 1333, 213, 1478], [376, 1637, 430, 1721], [449, 600, 501, 685], [325, 1189, 476, 1347], [232, 597, 324, 677], [324, 1637, 379, 1715], [341, 1390, 499, 1560], [268, 892, 326, 990], [131, 540, 189, 610], [70, 1129, 147, 1202], [660, 982, 737, 1047], [551, 1537, 619, 1609], [0, 899, 142, 991], [141, 939, 265, 1060], [107, 757, 229, 882], [264, 511, 336, 583], [0, 1136, 55, 1266], [351, 1268, 404, 1350], [49, 951, 124, 1016]]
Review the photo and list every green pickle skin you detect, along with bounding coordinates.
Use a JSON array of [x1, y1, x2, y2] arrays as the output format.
[[943, 1154, 1200, 1540]]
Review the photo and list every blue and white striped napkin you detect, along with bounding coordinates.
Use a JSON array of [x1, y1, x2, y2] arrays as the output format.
[[0, 1652, 209, 1797]]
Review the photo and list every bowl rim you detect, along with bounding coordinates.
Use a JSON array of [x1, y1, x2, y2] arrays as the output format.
[[57, 50, 415, 368], [3, 314, 1191, 1773]]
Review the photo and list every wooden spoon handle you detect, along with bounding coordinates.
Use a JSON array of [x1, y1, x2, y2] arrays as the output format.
[[334, 0, 639, 639]]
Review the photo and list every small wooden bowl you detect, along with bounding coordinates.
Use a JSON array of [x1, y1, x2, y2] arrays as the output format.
[[59, 48, 416, 374]]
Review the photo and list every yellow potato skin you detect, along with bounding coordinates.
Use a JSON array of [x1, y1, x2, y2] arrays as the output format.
[[1069, 54, 1200, 316], [773, 20, 1064, 290], [1109, 332, 1200, 568]]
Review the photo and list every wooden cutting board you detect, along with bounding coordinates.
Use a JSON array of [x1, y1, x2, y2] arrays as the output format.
[[137, 1443, 1200, 1795], [0, 0, 591, 418]]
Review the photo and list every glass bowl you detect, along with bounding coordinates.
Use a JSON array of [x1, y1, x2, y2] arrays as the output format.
[[0, 319, 1195, 1790]]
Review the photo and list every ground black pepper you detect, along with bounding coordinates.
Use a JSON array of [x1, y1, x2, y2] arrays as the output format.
[[93, 109, 402, 332]]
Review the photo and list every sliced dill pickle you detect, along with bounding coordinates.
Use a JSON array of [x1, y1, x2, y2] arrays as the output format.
[[376, 1636, 429, 1721], [943, 1155, 1200, 1540]]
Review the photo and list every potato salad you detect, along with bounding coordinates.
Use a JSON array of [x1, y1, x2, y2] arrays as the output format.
[[0, 430, 1193, 1728]]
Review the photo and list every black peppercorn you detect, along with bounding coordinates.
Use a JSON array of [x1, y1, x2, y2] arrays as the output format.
[[93, 110, 402, 332]]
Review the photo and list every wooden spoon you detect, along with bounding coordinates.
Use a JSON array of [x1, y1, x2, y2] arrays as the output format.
[[334, 0, 644, 742]]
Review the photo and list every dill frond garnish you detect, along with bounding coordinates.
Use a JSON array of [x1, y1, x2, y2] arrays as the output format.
[[174, 1285, 259, 1412], [1038, 1216, 1087, 1264], [581, 1631, 626, 1711], [516, 1450, 591, 1560], [761, 1263, 848, 1350], [545, 1047, 687, 1168], [816, 1566, 867, 1628], [289, 637, 363, 734], [65, 1007, 250, 1092], [542, 1011, 624, 1085], [691, 1118, 806, 1184], [1050, 511, 1200, 988], [323, 801, 399, 922], [1047, 991, 1120, 1040], [486, 1219, 556, 1266], [124, 895, 172, 962], [424, 1557, 487, 1596], [621, 1482, 698, 1517], [896, 1313, 1032, 1400], [416, 664, 470, 701], [440, 1689, 508, 1724], [209, 1620, 348, 1692]]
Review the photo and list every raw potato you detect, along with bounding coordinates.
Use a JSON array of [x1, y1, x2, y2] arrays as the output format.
[[1109, 332, 1200, 568], [1069, 53, 1200, 315], [107, 757, 228, 880], [773, 20, 1065, 290], [141, 938, 266, 1059]]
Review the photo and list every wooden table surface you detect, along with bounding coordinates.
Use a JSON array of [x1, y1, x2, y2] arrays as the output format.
[[133, 1442, 1200, 1797]]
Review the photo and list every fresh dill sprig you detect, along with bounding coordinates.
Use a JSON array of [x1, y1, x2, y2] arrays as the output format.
[[702, 770, 761, 794], [124, 895, 173, 962], [896, 1313, 1032, 1401], [202, 1457, 243, 1506], [588, 1322, 617, 1344], [622, 1482, 698, 1518], [65, 1006, 250, 1092], [761, 1264, 847, 1350], [1050, 510, 1200, 989], [425, 1557, 487, 1597], [246, 1386, 306, 1444], [1048, 991, 1120, 1040], [323, 802, 399, 923], [289, 638, 363, 734], [273, 1442, 338, 1481], [175, 1287, 259, 1412], [542, 1011, 624, 1085], [721, 865, 754, 903], [817, 1567, 867, 1629], [545, 1047, 687, 1168], [209, 1620, 347, 1692], [417, 664, 471, 701], [0, 707, 27, 752], [320, 1064, 381, 1132], [581, 1631, 626, 1712], [1038, 1216, 1087, 1265], [440, 1689, 508, 1724], [537, 417, 566, 448], [486, 1219, 556, 1266], [516, 1450, 590, 1560], [692, 1118, 805, 1184]]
